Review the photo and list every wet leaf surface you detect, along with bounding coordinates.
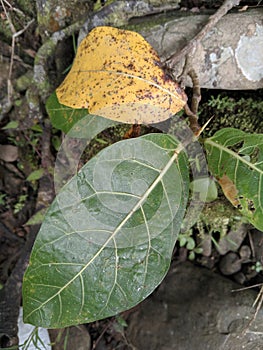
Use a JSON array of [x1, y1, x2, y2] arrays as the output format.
[[23, 133, 189, 328]]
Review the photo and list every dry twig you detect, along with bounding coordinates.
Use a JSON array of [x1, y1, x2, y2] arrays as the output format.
[[0, 0, 34, 103], [241, 286, 263, 336], [232, 284, 263, 337]]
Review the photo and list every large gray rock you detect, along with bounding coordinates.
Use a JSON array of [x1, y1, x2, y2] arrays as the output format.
[[141, 9, 263, 89], [126, 262, 263, 350]]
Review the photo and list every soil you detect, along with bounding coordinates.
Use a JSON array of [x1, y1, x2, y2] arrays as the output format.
[[0, 0, 263, 349]]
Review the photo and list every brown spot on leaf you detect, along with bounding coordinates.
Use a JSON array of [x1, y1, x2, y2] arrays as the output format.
[[56, 26, 187, 124], [218, 174, 240, 207]]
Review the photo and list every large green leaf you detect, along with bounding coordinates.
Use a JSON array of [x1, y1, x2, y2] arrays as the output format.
[[23, 133, 189, 328], [205, 128, 263, 230]]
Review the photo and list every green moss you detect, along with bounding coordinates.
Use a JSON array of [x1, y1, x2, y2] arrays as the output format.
[[0, 19, 13, 42], [178, 198, 245, 260], [199, 93, 263, 137], [15, 71, 34, 92], [16, 0, 36, 17], [197, 199, 243, 238], [94, 0, 115, 11]]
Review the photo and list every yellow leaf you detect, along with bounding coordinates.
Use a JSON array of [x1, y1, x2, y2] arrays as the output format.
[[56, 26, 187, 124]]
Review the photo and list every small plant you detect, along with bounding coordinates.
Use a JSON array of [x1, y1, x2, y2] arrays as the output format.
[[178, 230, 203, 261], [0, 193, 6, 206], [200, 94, 263, 136], [22, 26, 263, 328], [207, 95, 236, 111], [252, 261, 263, 273], [14, 194, 28, 214]]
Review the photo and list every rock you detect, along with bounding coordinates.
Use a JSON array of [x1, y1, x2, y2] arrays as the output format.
[[219, 252, 242, 275], [141, 8, 263, 89], [0, 164, 23, 196], [126, 262, 263, 350], [249, 229, 263, 262], [0, 61, 13, 120], [239, 245, 251, 263], [0, 145, 19, 162], [217, 223, 248, 255], [36, 0, 94, 39], [15, 71, 34, 92]]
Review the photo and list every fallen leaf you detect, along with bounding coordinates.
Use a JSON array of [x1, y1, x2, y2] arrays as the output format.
[[23, 48, 36, 58], [218, 174, 240, 207], [56, 26, 187, 124], [238, 5, 248, 12]]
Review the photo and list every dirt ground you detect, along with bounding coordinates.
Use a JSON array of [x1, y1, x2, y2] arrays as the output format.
[[0, 0, 263, 349]]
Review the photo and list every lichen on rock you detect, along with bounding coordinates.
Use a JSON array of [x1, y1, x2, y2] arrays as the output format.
[[235, 23, 263, 82]]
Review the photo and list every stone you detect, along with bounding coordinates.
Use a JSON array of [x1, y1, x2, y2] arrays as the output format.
[[36, 0, 93, 39], [126, 262, 263, 350], [0, 145, 19, 163], [141, 9, 263, 89]]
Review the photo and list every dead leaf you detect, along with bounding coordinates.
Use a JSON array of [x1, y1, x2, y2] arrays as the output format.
[[23, 48, 36, 58], [124, 124, 141, 139], [238, 5, 248, 12], [56, 26, 187, 124], [218, 174, 240, 207]]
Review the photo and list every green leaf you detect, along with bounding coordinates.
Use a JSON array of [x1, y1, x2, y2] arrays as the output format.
[[179, 235, 187, 247], [2, 120, 19, 130], [204, 128, 263, 230], [51, 135, 61, 151], [26, 208, 47, 226], [190, 177, 218, 202], [188, 251, 195, 261], [27, 168, 45, 182], [31, 124, 43, 133], [186, 237, 195, 250], [115, 315, 128, 328], [46, 92, 115, 136], [23, 133, 189, 328], [46, 92, 85, 133]]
